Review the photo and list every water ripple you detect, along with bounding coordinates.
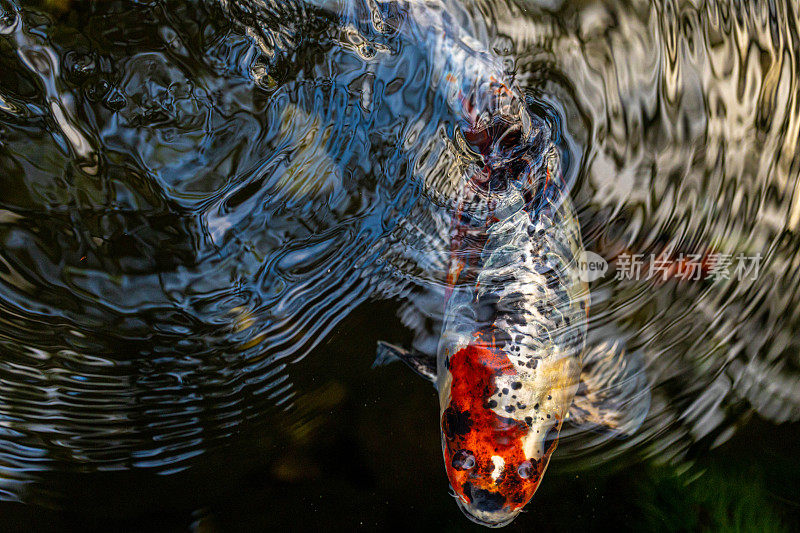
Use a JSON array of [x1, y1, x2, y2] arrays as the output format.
[[0, 0, 799, 508]]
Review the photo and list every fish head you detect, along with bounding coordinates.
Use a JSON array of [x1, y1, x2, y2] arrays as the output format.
[[439, 342, 565, 527], [442, 414, 558, 528]]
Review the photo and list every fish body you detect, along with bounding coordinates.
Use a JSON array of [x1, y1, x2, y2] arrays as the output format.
[[436, 139, 588, 526]]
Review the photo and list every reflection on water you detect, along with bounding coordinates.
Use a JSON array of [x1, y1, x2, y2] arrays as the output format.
[[0, 0, 799, 529]]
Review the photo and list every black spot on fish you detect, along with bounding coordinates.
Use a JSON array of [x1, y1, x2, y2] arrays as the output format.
[[502, 388, 509, 394], [476, 293, 500, 323], [492, 328, 512, 348], [442, 407, 472, 440], [487, 399, 497, 408], [505, 312, 527, 327], [504, 291, 525, 303], [511, 382, 522, 390], [462, 483, 506, 512], [517, 402, 526, 409], [515, 335, 524, 343], [505, 405, 515, 413], [534, 403, 539, 410], [524, 416, 533, 426]]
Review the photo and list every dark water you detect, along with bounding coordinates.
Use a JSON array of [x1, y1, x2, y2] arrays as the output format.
[[1, 0, 799, 530]]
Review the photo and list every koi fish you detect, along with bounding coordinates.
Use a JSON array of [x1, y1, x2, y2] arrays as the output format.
[[364, 0, 649, 527]]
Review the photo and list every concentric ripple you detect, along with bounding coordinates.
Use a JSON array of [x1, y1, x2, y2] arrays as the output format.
[[0, 0, 799, 509]]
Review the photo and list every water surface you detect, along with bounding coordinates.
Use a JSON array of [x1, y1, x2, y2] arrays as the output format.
[[0, 0, 799, 529]]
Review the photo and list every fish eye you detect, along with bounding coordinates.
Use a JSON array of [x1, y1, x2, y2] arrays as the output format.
[[517, 460, 533, 479], [452, 449, 476, 470]]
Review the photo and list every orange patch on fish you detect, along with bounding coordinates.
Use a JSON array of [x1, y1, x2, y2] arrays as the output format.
[[442, 338, 548, 511]]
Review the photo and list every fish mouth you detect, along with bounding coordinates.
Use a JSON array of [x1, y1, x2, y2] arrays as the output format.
[[454, 484, 521, 528]]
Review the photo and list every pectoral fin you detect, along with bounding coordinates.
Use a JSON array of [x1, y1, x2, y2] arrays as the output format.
[[568, 339, 650, 438], [374, 341, 437, 384]]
